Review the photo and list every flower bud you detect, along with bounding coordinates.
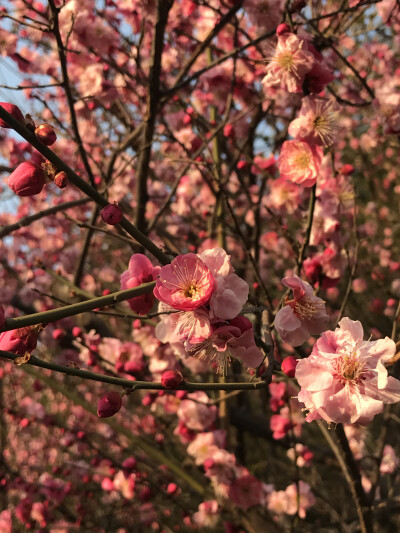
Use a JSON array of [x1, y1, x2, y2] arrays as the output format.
[[161, 370, 183, 389], [166, 483, 178, 495], [101, 204, 123, 225], [276, 23, 291, 36], [8, 162, 46, 197], [122, 457, 137, 478], [281, 356, 298, 378], [54, 171, 68, 189], [35, 123, 57, 146], [0, 102, 24, 128], [97, 391, 122, 418], [0, 326, 39, 355]]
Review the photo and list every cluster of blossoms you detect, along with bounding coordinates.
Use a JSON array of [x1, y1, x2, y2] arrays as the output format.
[[121, 248, 263, 375]]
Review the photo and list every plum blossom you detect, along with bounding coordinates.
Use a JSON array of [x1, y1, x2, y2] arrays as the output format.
[[198, 247, 249, 320], [268, 481, 315, 518], [263, 33, 315, 93], [120, 254, 160, 314], [177, 391, 217, 431], [228, 474, 263, 510], [275, 275, 329, 346], [296, 318, 400, 424], [193, 500, 220, 528], [278, 140, 323, 187], [288, 96, 340, 148], [188, 316, 264, 375], [154, 253, 214, 311], [155, 302, 211, 345]]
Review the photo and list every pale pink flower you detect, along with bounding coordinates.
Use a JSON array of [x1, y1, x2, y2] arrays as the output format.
[[262, 33, 315, 93], [275, 275, 329, 346], [296, 318, 400, 424], [155, 302, 211, 345], [289, 96, 340, 148], [177, 392, 217, 431], [187, 430, 226, 465], [278, 140, 323, 187], [380, 445, 399, 474], [154, 253, 214, 311], [193, 500, 220, 528], [120, 254, 160, 314], [268, 481, 315, 518], [188, 316, 264, 375], [198, 247, 248, 320]]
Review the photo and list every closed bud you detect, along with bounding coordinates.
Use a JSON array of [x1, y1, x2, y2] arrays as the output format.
[[0, 102, 24, 128], [35, 123, 57, 146], [276, 23, 291, 36], [281, 356, 298, 378], [54, 171, 69, 189], [122, 457, 137, 478], [166, 483, 178, 495], [0, 326, 39, 355], [97, 391, 122, 418], [101, 203, 123, 225], [161, 370, 183, 389], [8, 162, 46, 197]]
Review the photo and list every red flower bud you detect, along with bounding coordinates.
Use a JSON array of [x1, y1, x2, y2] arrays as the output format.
[[166, 483, 178, 495], [276, 23, 291, 36], [0, 326, 39, 355], [101, 204, 123, 225], [54, 171, 68, 189], [35, 123, 57, 146], [8, 162, 46, 197], [97, 391, 123, 418], [0, 102, 24, 128], [122, 457, 137, 478], [281, 356, 298, 378], [161, 370, 183, 389]]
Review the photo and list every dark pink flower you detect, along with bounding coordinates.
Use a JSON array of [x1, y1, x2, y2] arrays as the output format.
[[0, 102, 24, 128], [154, 253, 214, 311], [278, 140, 323, 187], [228, 475, 263, 510], [121, 254, 160, 314], [161, 370, 184, 389], [0, 326, 38, 355], [281, 356, 298, 377], [8, 162, 46, 197]]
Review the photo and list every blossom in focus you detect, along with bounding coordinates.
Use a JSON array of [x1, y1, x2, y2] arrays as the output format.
[[0, 326, 39, 355], [275, 275, 329, 346], [278, 140, 323, 187], [296, 317, 400, 424], [262, 33, 315, 93], [188, 316, 264, 375], [154, 253, 214, 311], [120, 254, 160, 314], [288, 96, 340, 148], [155, 302, 211, 345], [8, 162, 47, 197], [198, 248, 248, 320]]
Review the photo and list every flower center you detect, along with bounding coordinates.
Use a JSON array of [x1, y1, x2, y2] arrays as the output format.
[[334, 349, 365, 384], [277, 52, 294, 70], [183, 283, 200, 299], [293, 297, 318, 318], [294, 152, 310, 170]]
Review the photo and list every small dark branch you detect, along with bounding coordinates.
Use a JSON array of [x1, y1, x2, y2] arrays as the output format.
[[0, 350, 268, 392], [296, 184, 316, 274], [135, 0, 173, 232], [0, 198, 91, 239], [48, 0, 96, 187]]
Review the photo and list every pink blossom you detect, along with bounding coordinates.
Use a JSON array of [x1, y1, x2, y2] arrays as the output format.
[[262, 33, 315, 93], [0, 326, 39, 355], [155, 302, 211, 345], [193, 500, 220, 528], [289, 96, 340, 148], [296, 318, 400, 424], [228, 474, 263, 510], [380, 445, 399, 474], [187, 430, 226, 465], [120, 254, 160, 314], [188, 316, 264, 375], [275, 275, 329, 346], [154, 253, 214, 311], [270, 413, 292, 439], [198, 248, 249, 320], [177, 391, 217, 431], [268, 481, 315, 518], [278, 140, 323, 187]]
